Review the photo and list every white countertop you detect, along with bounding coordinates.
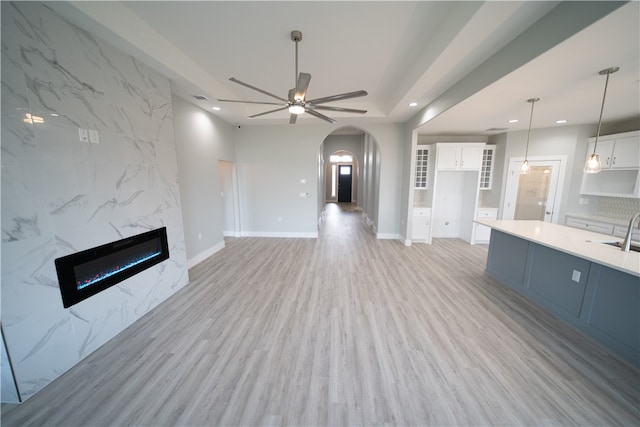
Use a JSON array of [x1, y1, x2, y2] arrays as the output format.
[[475, 220, 640, 277]]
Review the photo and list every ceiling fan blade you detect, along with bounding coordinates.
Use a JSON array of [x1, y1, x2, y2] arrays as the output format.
[[294, 73, 311, 101], [289, 114, 297, 124], [307, 90, 368, 105], [311, 105, 367, 114], [305, 108, 337, 124], [248, 106, 289, 118], [218, 99, 284, 106], [229, 77, 288, 103]]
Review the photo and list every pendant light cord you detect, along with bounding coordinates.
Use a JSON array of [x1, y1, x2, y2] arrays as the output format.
[[592, 69, 613, 154], [524, 98, 539, 160]]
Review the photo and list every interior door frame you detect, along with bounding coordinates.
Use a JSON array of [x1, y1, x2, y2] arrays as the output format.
[[503, 155, 567, 223], [218, 160, 241, 237]]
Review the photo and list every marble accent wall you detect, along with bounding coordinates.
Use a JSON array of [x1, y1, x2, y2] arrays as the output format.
[[1, 2, 188, 401]]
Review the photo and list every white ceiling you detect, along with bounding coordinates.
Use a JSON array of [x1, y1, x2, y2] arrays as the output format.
[[52, 1, 639, 135]]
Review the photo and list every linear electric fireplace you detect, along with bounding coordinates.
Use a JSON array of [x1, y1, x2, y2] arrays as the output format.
[[55, 227, 169, 308]]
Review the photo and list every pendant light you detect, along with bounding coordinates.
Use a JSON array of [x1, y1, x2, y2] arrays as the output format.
[[584, 67, 619, 173], [520, 97, 539, 175]]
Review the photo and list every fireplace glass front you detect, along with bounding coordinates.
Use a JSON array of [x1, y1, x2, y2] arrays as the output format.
[[55, 227, 169, 308]]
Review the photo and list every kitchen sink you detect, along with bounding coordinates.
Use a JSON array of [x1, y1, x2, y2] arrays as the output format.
[[601, 241, 640, 252]]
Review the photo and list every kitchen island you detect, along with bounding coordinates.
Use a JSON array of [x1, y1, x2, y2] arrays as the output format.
[[475, 220, 639, 367]]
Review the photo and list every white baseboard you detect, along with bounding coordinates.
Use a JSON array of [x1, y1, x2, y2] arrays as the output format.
[[376, 233, 400, 240], [240, 231, 318, 238], [187, 240, 226, 269]]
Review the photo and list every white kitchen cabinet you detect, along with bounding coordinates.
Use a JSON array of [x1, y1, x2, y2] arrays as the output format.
[[473, 208, 498, 243], [480, 145, 495, 190], [586, 134, 639, 170], [411, 208, 431, 242], [613, 225, 640, 242], [609, 137, 640, 169], [581, 131, 640, 198], [436, 144, 484, 170], [414, 146, 429, 189], [565, 216, 614, 235]]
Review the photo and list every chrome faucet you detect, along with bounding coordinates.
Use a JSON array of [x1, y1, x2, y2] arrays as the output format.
[[622, 212, 640, 252]]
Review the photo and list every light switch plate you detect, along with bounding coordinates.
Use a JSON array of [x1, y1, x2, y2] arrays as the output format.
[[89, 129, 99, 144]]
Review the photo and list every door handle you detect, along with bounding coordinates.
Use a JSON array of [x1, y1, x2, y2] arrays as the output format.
[[545, 211, 552, 215]]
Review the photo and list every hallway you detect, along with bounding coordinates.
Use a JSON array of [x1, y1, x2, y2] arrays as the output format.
[[2, 204, 638, 426]]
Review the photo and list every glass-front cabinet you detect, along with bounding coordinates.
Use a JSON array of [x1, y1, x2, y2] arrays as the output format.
[[414, 146, 429, 189]]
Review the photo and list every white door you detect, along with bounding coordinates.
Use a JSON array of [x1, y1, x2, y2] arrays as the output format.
[[503, 157, 566, 223]]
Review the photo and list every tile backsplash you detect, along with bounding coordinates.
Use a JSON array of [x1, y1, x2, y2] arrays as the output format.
[[596, 197, 640, 220]]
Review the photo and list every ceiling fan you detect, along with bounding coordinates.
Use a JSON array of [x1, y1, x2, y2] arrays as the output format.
[[218, 30, 368, 124]]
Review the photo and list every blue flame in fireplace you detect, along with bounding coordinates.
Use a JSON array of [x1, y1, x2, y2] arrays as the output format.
[[76, 251, 162, 290]]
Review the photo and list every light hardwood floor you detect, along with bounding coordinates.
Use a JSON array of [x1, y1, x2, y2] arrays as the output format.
[[2, 203, 639, 426]]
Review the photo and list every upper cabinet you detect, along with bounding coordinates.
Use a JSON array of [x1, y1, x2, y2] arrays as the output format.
[[436, 144, 484, 170], [414, 146, 430, 189], [580, 130, 640, 198], [586, 135, 639, 169], [480, 145, 495, 190]]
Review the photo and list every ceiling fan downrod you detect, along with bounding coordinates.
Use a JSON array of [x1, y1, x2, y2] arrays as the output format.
[[291, 30, 302, 88]]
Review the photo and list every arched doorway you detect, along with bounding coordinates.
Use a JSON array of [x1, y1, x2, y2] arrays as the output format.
[[326, 150, 358, 203], [317, 126, 381, 233]]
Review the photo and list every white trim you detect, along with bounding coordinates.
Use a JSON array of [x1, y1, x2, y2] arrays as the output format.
[[376, 233, 400, 240], [187, 240, 226, 269], [240, 231, 318, 238]]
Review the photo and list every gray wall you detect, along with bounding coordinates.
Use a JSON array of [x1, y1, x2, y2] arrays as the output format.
[[233, 123, 403, 238], [1, 2, 188, 401], [172, 95, 236, 265]]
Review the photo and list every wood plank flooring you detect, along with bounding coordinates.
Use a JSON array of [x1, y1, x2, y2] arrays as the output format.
[[2, 202, 639, 426]]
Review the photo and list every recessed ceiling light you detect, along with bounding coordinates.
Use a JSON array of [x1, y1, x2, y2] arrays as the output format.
[[409, 102, 418, 107], [508, 119, 518, 123], [556, 119, 568, 124], [212, 107, 221, 111]]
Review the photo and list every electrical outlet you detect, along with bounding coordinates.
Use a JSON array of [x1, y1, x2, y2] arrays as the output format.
[[78, 128, 89, 142], [572, 270, 581, 283]]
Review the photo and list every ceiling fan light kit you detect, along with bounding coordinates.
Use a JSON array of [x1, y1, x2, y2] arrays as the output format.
[[218, 30, 368, 124]]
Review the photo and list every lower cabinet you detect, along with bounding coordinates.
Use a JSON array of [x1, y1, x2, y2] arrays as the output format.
[[473, 208, 498, 244], [565, 216, 614, 235], [411, 208, 431, 242], [486, 230, 639, 367]]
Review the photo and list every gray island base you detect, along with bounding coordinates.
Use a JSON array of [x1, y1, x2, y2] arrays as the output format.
[[478, 220, 639, 368]]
